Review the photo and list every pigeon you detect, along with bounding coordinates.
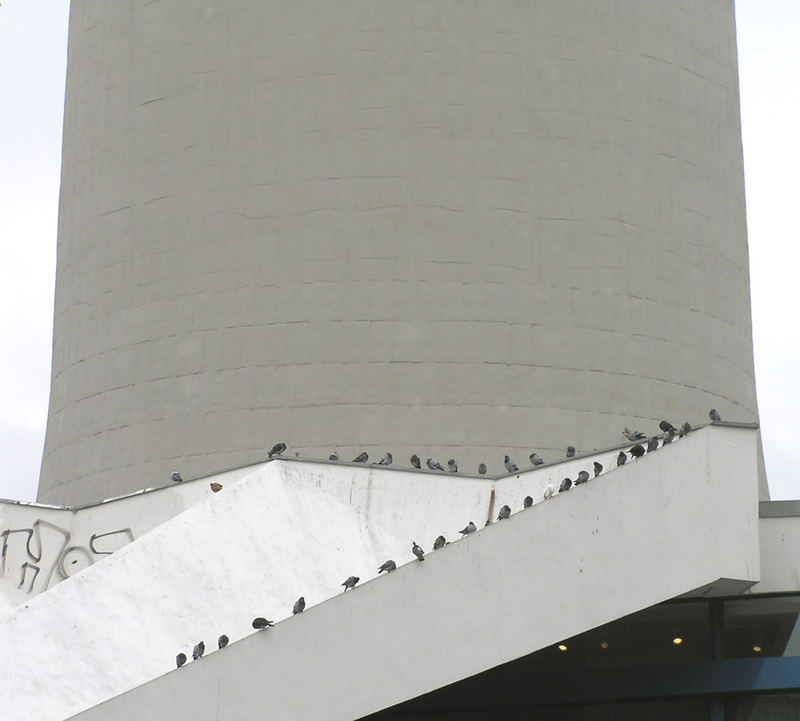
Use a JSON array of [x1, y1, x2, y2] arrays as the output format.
[[294, 451, 300, 458], [252, 617, 274, 630], [575, 470, 590, 485], [623, 427, 646, 441], [543, 483, 555, 499], [478, 463, 487, 475], [566, 446, 576, 458], [352, 452, 368, 463], [504, 455, 519, 473], [329, 451, 339, 461], [497, 504, 511, 521], [523, 495, 533, 508], [218, 634, 229, 649], [663, 428, 676, 444], [192, 641, 205, 660], [292, 597, 305, 615], [410, 454, 421, 469], [378, 560, 396, 574], [647, 436, 659, 452], [681, 422, 692, 437], [529, 452, 544, 466], [170, 471, 183, 483], [433, 535, 446, 550], [559, 477, 573, 493], [659, 421, 677, 434], [176, 653, 187, 668], [427, 458, 445, 471], [412, 542, 425, 561], [709, 409, 721, 422], [459, 521, 477, 536], [376, 452, 393, 466], [629, 444, 646, 459], [210, 482, 223, 492], [268, 442, 286, 458], [593, 461, 603, 477], [617, 451, 627, 466], [342, 575, 360, 591], [447, 459, 458, 473]]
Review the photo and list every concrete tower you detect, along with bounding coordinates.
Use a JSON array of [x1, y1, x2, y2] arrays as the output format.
[[39, 1, 759, 505]]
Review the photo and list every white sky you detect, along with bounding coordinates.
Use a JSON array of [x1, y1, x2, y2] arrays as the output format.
[[0, 1, 797, 502]]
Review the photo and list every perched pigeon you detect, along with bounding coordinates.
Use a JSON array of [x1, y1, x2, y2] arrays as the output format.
[[210, 482, 223, 492], [497, 504, 511, 521], [617, 451, 627, 466], [433, 535, 446, 550], [427, 458, 445, 471], [623, 427, 647, 441], [268, 442, 286, 458], [329, 451, 339, 461], [543, 483, 555, 500], [342, 575, 360, 591], [252, 617, 274, 630], [218, 634, 229, 649], [447, 459, 458, 473], [176, 653, 187, 668], [459, 521, 477, 536], [478, 463, 487, 475], [504, 455, 519, 473], [663, 429, 676, 444], [575, 470, 590, 485], [647, 437, 659, 452], [681, 422, 692, 437], [659, 421, 677, 434], [352, 452, 369, 463], [529, 452, 544, 466], [292, 597, 305, 615], [192, 642, 205, 660], [566, 446, 576, 458], [410, 454, 421, 469], [170, 471, 183, 483], [629, 444, 646, 459], [523, 495, 533, 508], [378, 560, 396, 574], [559, 477, 573, 493], [412, 542, 425, 562], [376, 452, 393, 466], [709, 409, 722, 422], [593, 461, 603, 477]]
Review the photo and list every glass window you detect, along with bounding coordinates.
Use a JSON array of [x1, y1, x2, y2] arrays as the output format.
[[725, 596, 800, 659], [727, 692, 800, 720]]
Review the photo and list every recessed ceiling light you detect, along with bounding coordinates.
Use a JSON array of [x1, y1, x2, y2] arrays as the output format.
[[558, 644, 568, 652], [600, 641, 609, 649], [753, 645, 762, 653], [672, 637, 683, 646]]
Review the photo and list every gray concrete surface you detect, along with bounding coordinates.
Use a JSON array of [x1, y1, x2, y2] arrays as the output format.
[[40, 0, 760, 504]]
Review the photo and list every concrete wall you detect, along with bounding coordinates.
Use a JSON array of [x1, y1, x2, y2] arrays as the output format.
[[63, 425, 759, 721], [1, 425, 761, 721], [39, 0, 760, 505], [752, 510, 800, 594]]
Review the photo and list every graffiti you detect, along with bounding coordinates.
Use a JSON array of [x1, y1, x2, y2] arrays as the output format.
[[0, 518, 135, 598], [89, 529, 134, 555]]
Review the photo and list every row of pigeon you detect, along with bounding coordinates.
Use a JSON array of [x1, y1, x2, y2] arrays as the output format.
[[173, 410, 721, 667], [258, 410, 720, 475]]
